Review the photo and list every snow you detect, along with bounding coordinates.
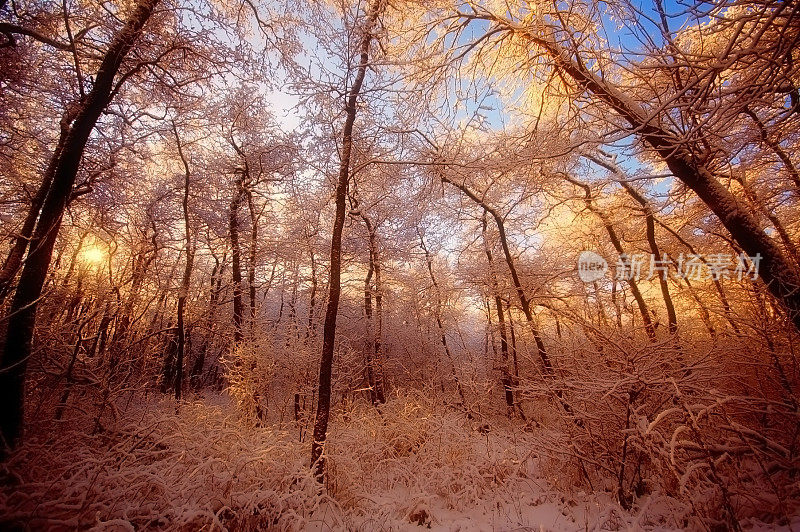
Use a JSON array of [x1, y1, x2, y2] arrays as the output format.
[[0, 391, 742, 530]]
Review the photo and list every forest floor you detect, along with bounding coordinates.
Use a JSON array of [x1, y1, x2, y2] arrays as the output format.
[[0, 391, 791, 530]]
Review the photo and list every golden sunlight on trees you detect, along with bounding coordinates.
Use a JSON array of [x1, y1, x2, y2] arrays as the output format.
[[0, 0, 799, 529]]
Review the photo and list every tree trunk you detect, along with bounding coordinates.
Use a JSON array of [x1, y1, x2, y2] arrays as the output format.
[[59, 228, 91, 293], [54, 310, 96, 420], [192, 252, 225, 387], [506, 302, 520, 381], [611, 279, 623, 329], [0, 110, 75, 303], [0, 0, 160, 452], [90, 301, 114, 360], [307, 250, 317, 338], [733, 172, 800, 269], [113, 224, 158, 351], [310, 0, 385, 482], [437, 171, 581, 418], [656, 218, 742, 334], [355, 205, 386, 405], [373, 248, 386, 403], [288, 263, 299, 338], [229, 172, 245, 345], [173, 122, 193, 401], [362, 251, 378, 405], [616, 179, 679, 336], [438, 172, 555, 372], [246, 188, 258, 326], [482, 215, 514, 411], [418, 229, 467, 407]]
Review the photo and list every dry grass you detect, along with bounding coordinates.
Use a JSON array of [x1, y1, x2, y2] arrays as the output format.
[[0, 389, 742, 530]]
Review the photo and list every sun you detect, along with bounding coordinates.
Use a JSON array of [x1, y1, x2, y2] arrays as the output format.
[[81, 246, 106, 265]]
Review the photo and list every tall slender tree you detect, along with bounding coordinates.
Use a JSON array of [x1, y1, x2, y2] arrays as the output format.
[[311, 0, 386, 481]]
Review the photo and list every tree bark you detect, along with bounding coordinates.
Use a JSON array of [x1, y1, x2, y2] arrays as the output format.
[[506, 302, 520, 381], [372, 245, 386, 403], [573, 160, 678, 335], [246, 188, 258, 326], [438, 172, 555, 372], [307, 249, 317, 338], [654, 217, 741, 334], [354, 204, 386, 405], [113, 222, 158, 351], [191, 255, 221, 388], [437, 170, 583, 418], [418, 229, 467, 407], [733, 172, 800, 269], [0, 109, 75, 303], [362, 249, 378, 405]]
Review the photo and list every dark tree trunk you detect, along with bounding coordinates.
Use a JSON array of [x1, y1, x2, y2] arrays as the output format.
[[0, 0, 160, 452], [173, 122, 193, 401], [363, 251, 378, 405], [191, 255, 222, 388], [229, 137, 258, 332], [683, 276, 718, 340], [616, 179, 679, 336], [506, 303, 520, 381], [438, 173, 555, 373], [733, 172, 800, 268], [611, 279, 623, 329], [307, 250, 317, 338], [54, 311, 95, 420], [160, 326, 178, 394], [354, 204, 386, 405], [229, 172, 245, 345], [90, 301, 114, 360], [654, 217, 741, 334], [59, 228, 90, 294], [246, 189, 258, 326], [372, 249, 386, 403], [287, 263, 299, 338], [436, 170, 581, 418], [113, 223, 158, 351], [482, 215, 514, 411], [310, 0, 385, 482], [277, 273, 285, 325]]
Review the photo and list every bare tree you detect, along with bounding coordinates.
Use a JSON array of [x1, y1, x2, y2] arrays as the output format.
[[0, 0, 160, 452], [310, 0, 387, 482], [446, 1, 800, 331]]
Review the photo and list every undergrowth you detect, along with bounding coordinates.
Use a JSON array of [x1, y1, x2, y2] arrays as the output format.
[[0, 391, 716, 530]]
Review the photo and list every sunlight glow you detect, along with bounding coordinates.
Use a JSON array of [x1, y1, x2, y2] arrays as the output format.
[[81, 246, 106, 266]]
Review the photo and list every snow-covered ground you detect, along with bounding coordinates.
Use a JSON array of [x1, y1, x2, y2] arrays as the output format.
[[0, 392, 793, 530]]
